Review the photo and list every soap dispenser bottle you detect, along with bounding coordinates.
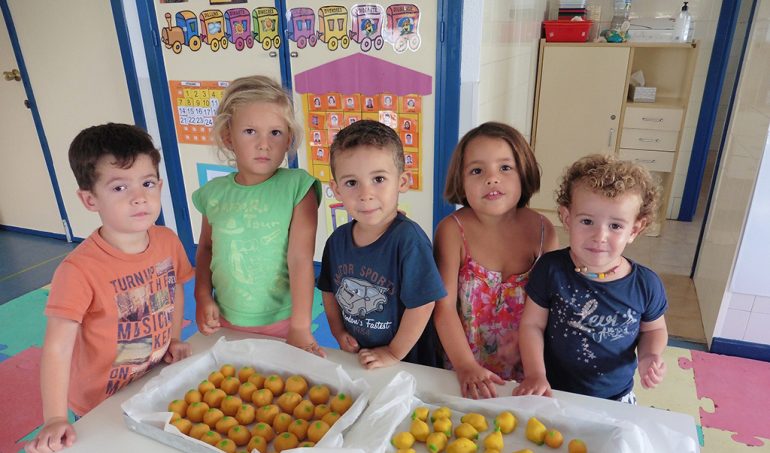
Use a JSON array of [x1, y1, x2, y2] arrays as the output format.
[[674, 1, 692, 42]]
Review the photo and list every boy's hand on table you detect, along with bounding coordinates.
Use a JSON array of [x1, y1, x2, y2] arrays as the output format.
[[639, 354, 666, 388], [287, 327, 327, 358], [25, 417, 75, 453], [195, 296, 221, 335], [455, 362, 505, 399], [512, 374, 553, 397], [334, 331, 360, 354], [358, 346, 399, 369], [164, 338, 191, 363]]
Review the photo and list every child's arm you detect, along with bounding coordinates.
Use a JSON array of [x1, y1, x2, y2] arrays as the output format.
[[286, 189, 325, 357], [359, 303, 434, 370], [164, 283, 192, 363], [513, 297, 553, 397], [321, 291, 360, 353], [637, 316, 668, 389], [194, 216, 220, 335], [433, 218, 505, 399], [26, 316, 79, 453]]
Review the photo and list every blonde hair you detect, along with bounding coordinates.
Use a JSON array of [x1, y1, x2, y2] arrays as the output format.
[[212, 75, 301, 164], [556, 154, 660, 227]]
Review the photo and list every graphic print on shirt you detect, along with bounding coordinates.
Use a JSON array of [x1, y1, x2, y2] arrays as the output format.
[[108, 257, 177, 396], [336, 277, 388, 318]]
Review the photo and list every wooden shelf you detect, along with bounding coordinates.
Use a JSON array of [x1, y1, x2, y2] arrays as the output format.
[[626, 97, 686, 109]]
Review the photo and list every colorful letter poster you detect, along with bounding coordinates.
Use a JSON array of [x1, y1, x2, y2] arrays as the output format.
[[169, 80, 229, 144]]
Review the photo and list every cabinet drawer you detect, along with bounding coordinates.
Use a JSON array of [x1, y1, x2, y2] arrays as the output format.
[[619, 148, 675, 173], [620, 128, 678, 151], [624, 106, 683, 131]]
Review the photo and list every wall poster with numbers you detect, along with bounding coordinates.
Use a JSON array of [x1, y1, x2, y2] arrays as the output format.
[[169, 80, 229, 145]]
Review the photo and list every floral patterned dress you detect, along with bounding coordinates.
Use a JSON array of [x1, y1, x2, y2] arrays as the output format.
[[450, 213, 544, 382]]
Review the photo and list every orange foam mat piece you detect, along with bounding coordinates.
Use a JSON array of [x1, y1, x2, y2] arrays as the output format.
[[0, 347, 42, 453]]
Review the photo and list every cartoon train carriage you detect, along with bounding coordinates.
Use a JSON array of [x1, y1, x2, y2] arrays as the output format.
[[253, 6, 281, 51], [199, 9, 229, 52], [386, 4, 421, 53], [286, 7, 317, 49], [224, 7, 253, 51], [317, 5, 350, 51], [161, 11, 202, 54], [349, 4, 384, 52]]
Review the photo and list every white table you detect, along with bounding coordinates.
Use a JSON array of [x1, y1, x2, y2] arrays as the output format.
[[64, 329, 699, 452]]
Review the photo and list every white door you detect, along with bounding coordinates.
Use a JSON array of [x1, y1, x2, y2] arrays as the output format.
[[531, 45, 630, 212], [0, 6, 62, 234]]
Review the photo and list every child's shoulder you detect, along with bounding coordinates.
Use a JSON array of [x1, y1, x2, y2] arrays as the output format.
[[391, 213, 431, 242]]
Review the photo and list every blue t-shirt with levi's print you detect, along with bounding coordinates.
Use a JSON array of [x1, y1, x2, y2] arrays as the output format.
[[525, 248, 667, 400]]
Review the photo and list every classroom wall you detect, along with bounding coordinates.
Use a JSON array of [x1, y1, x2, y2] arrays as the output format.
[[695, 0, 770, 346]]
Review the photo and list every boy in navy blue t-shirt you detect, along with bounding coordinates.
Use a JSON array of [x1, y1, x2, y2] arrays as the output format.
[[515, 154, 668, 403], [317, 120, 446, 369]]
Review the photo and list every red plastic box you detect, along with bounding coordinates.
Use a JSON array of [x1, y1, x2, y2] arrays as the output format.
[[543, 20, 592, 42]]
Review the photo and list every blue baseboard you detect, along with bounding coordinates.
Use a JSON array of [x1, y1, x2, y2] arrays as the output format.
[[0, 224, 70, 241], [710, 336, 770, 362]]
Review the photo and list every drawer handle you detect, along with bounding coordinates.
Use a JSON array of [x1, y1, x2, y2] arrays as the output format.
[[639, 137, 661, 143], [642, 117, 664, 122], [635, 159, 657, 164]]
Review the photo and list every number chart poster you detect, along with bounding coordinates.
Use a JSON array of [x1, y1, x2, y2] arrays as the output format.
[[169, 80, 229, 144]]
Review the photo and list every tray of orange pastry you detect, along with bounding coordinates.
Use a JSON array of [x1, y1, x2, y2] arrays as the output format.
[[121, 338, 370, 453]]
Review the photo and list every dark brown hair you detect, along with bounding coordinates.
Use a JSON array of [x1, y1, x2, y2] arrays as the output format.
[[444, 121, 540, 208], [68, 123, 160, 191], [329, 120, 404, 178]]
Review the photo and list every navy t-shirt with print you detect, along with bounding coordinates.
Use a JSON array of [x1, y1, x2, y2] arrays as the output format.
[[317, 213, 446, 364], [525, 248, 667, 400]]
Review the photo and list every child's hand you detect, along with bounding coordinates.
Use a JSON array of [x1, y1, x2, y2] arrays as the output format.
[[334, 331, 360, 354], [512, 374, 553, 397], [164, 338, 191, 363], [638, 354, 666, 388], [25, 417, 75, 453], [455, 362, 505, 399], [287, 328, 327, 358], [195, 295, 221, 335], [358, 346, 399, 369]]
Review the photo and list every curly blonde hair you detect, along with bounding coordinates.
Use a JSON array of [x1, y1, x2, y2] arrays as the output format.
[[212, 75, 301, 164], [556, 154, 660, 227]]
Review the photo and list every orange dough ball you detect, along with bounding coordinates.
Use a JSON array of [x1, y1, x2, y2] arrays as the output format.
[[313, 403, 331, 420], [200, 430, 222, 446], [220, 376, 241, 395], [308, 385, 330, 405], [204, 388, 227, 408], [215, 438, 236, 453], [203, 408, 225, 428], [171, 418, 192, 435], [238, 381, 258, 401], [264, 374, 285, 395], [256, 404, 280, 424], [168, 399, 187, 415], [293, 400, 315, 421], [568, 438, 588, 453], [208, 370, 225, 387], [274, 432, 299, 452], [220, 395, 243, 416], [285, 375, 309, 396], [248, 373, 266, 389], [277, 391, 303, 413], [198, 380, 216, 394], [189, 422, 210, 439], [329, 392, 353, 414], [306, 420, 331, 443], [247, 435, 268, 453], [322, 411, 341, 426], [288, 418, 310, 441], [251, 422, 276, 442], [235, 404, 256, 425], [220, 364, 236, 378], [169, 412, 182, 423], [186, 401, 210, 423], [251, 388, 274, 407], [298, 441, 315, 447], [237, 366, 256, 383], [185, 389, 203, 405], [227, 424, 250, 446], [215, 415, 239, 435], [273, 412, 294, 433]]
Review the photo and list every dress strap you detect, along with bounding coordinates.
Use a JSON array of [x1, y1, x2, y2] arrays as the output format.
[[450, 213, 471, 259], [536, 214, 546, 259]]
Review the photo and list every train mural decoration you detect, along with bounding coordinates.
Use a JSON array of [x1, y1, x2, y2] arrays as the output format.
[[160, 3, 420, 54]]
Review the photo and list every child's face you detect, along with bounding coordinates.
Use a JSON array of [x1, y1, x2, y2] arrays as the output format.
[[461, 136, 521, 215], [331, 146, 408, 231], [224, 101, 291, 185], [77, 153, 162, 237], [559, 185, 644, 272]]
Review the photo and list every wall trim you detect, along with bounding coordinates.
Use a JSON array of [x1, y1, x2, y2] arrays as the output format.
[[0, 224, 72, 242], [711, 337, 770, 362]]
